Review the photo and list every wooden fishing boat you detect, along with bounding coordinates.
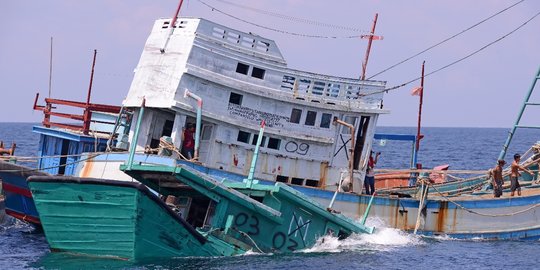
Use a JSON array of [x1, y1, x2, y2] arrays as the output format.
[[10, 0, 540, 242], [27, 163, 374, 260], [0, 160, 49, 225]]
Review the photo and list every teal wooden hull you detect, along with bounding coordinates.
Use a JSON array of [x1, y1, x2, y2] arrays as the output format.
[[27, 163, 374, 260], [28, 177, 246, 261]]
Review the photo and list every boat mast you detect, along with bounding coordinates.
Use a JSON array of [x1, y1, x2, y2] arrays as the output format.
[[360, 13, 382, 80], [415, 61, 425, 155], [82, 50, 97, 134], [161, 0, 184, 53], [48, 37, 53, 98], [498, 65, 540, 160]]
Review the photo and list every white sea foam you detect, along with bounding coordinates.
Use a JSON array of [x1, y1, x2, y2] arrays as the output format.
[[300, 217, 424, 253]]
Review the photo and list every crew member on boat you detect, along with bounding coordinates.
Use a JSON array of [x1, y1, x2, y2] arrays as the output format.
[[181, 123, 195, 160], [364, 151, 380, 195], [510, 153, 534, 197], [489, 159, 505, 198]]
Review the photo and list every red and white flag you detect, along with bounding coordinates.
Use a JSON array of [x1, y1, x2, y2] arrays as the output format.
[[410, 86, 423, 96]]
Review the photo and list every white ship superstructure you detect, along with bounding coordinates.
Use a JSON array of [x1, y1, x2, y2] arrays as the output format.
[[123, 17, 388, 193]]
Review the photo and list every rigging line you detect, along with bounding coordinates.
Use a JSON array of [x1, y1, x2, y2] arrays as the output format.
[[364, 10, 540, 96], [367, 0, 526, 79], [210, 0, 369, 33], [196, 0, 366, 39]]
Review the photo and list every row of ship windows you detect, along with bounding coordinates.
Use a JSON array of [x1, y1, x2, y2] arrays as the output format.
[[236, 62, 265, 80], [229, 92, 332, 129], [276, 175, 319, 187], [237, 130, 281, 150], [291, 109, 332, 128]]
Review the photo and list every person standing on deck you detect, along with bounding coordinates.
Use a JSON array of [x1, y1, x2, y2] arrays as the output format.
[[489, 159, 505, 198], [364, 151, 380, 195], [510, 153, 533, 196], [181, 123, 195, 160]]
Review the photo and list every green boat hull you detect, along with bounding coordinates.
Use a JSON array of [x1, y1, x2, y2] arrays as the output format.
[[28, 177, 246, 261], [28, 164, 373, 260]]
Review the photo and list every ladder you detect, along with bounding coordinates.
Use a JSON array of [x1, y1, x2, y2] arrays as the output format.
[[498, 65, 540, 160]]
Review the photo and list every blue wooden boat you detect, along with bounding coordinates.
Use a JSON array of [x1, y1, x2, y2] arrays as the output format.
[[0, 52, 131, 226]]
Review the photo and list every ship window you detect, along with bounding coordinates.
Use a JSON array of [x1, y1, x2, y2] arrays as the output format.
[[241, 36, 255, 48], [305, 111, 317, 126], [291, 178, 304, 186], [236, 62, 249, 75], [237, 131, 251, 143], [290, 108, 302, 124], [251, 134, 267, 147], [229, 92, 243, 105], [341, 116, 357, 134], [251, 67, 265, 79], [227, 32, 240, 43], [305, 179, 319, 187], [267, 138, 281, 150], [281, 75, 295, 91], [201, 125, 213, 141], [320, 113, 332, 128], [312, 81, 325, 95], [276, 175, 289, 183]]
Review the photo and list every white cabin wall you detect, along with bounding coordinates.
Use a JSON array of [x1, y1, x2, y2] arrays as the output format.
[[121, 16, 390, 191], [124, 19, 199, 108], [128, 108, 154, 152]]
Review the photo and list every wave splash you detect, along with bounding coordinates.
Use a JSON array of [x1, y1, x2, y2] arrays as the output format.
[[300, 217, 424, 253]]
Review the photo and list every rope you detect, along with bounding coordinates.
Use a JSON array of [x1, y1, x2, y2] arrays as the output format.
[[158, 137, 192, 161], [429, 182, 540, 217], [210, 0, 370, 33], [363, 9, 540, 96], [367, 0, 526, 79], [413, 177, 430, 234], [233, 228, 263, 253], [0, 150, 139, 173], [196, 0, 367, 39]]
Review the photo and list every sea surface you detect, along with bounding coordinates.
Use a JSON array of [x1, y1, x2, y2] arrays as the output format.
[[1, 123, 540, 269]]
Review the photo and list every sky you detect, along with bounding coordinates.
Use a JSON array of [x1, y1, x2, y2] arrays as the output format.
[[1, 0, 540, 127]]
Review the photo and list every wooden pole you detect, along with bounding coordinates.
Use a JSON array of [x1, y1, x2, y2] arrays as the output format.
[[416, 61, 425, 152], [361, 13, 379, 80], [48, 37, 53, 98]]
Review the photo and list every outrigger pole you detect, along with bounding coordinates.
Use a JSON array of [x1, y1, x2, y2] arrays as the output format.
[[498, 65, 540, 160]]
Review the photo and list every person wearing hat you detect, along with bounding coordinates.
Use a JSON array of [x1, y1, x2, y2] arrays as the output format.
[[489, 159, 505, 198]]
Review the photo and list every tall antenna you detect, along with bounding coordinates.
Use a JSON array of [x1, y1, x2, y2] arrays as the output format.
[[360, 13, 383, 80], [160, 0, 185, 53], [48, 37, 53, 97]]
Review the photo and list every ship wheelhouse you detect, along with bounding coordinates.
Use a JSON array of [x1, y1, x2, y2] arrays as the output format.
[[123, 17, 388, 193]]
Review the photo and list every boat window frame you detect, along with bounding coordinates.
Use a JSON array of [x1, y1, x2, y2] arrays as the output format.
[[236, 62, 249, 75], [290, 108, 302, 124], [305, 110, 317, 126], [229, 92, 243, 106]]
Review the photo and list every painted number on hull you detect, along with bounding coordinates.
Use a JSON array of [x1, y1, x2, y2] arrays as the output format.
[[235, 213, 260, 235]]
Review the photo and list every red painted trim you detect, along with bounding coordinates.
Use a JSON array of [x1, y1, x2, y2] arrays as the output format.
[[5, 209, 41, 225], [2, 182, 32, 198]]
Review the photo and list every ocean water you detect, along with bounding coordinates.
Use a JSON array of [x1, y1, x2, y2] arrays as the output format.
[[1, 123, 540, 269]]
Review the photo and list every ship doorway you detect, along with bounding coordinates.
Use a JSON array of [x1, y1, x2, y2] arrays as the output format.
[[353, 116, 370, 170], [57, 139, 70, 175]]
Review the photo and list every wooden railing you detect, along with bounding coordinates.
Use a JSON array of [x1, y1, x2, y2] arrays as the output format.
[[33, 93, 122, 135]]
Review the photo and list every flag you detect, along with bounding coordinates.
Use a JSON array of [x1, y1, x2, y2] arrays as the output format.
[[410, 86, 423, 96]]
